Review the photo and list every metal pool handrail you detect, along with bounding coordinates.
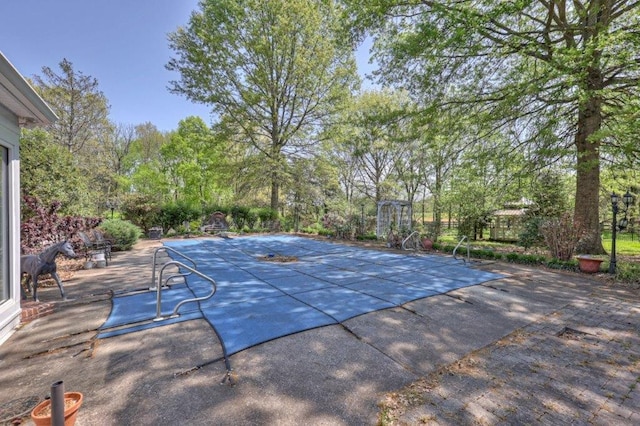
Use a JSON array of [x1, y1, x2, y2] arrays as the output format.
[[401, 230, 421, 250], [154, 260, 232, 380], [453, 235, 470, 262], [155, 260, 217, 320], [150, 246, 197, 290]]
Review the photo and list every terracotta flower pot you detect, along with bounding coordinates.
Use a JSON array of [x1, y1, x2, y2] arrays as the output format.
[[31, 392, 83, 426], [576, 256, 604, 273], [421, 238, 433, 250]]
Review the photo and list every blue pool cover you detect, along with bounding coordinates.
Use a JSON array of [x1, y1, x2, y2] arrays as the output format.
[[98, 235, 503, 355]]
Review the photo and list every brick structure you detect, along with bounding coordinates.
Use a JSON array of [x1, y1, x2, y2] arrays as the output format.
[[20, 300, 54, 322]]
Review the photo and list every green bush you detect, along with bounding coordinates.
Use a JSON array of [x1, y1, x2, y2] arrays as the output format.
[[99, 219, 142, 251], [506, 252, 520, 262], [523, 254, 547, 264], [356, 233, 377, 241], [469, 248, 500, 259], [435, 244, 456, 253], [300, 222, 325, 235], [256, 207, 278, 224], [120, 193, 161, 232], [544, 258, 578, 271], [318, 228, 333, 237], [230, 206, 250, 230], [518, 217, 544, 249], [504, 253, 547, 264], [614, 261, 640, 285], [157, 201, 201, 232]]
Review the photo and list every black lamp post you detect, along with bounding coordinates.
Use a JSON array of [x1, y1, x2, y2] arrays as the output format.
[[105, 200, 115, 219], [609, 190, 633, 274], [360, 203, 365, 235]]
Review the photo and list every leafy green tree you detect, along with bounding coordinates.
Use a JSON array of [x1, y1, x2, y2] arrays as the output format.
[[19, 128, 90, 215], [129, 162, 170, 202], [30, 58, 116, 215], [192, 117, 256, 205], [120, 193, 162, 232], [442, 118, 534, 241], [346, 90, 408, 202], [284, 156, 342, 228], [345, 0, 640, 253], [418, 112, 468, 239], [132, 122, 166, 164], [160, 116, 228, 205], [167, 0, 358, 210], [103, 123, 137, 191], [389, 105, 426, 206], [121, 123, 171, 200], [318, 89, 375, 213], [519, 170, 571, 249], [321, 122, 360, 207]]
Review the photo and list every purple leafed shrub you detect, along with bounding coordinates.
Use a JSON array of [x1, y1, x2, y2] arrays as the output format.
[[21, 195, 102, 254]]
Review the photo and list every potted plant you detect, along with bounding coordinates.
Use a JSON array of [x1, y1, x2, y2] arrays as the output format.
[[421, 236, 433, 250], [575, 255, 604, 273], [30, 392, 83, 426], [421, 223, 437, 251]]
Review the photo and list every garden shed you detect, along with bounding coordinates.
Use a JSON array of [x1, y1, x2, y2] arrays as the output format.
[[0, 52, 57, 345], [376, 200, 412, 238], [489, 208, 527, 242]]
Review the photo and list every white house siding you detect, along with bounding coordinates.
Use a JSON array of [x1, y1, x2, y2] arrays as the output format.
[[0, 51, 56, 345], [0, 106, 21, 345]]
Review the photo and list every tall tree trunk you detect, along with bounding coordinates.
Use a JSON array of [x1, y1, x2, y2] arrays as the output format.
[[270, 177, 279, 210], [574, 93, 605, 254], [270, 146, 282, 210], [432, 164, 442, 242]]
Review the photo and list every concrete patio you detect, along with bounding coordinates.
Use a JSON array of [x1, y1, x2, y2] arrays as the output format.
[[1, 236, 638, 425]]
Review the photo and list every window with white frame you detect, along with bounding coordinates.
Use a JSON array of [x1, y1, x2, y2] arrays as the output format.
[[0, 146, 7, 303]]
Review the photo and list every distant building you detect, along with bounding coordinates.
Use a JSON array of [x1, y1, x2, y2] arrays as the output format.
[[0, 52, 57, 345], [490, 209, 527, 241], [489, 198, 533, 242]]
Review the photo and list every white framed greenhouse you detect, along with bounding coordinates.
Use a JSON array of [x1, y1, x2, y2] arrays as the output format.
[[376, 200, 412, 238]]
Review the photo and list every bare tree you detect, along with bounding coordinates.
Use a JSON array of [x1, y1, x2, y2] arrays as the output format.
[[33, 58, 110, 155]]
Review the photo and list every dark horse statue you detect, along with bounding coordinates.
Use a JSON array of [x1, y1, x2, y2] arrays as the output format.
[[21, 240, 77, 301]]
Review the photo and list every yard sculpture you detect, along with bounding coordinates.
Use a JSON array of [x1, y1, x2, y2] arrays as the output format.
[[21, 240, 77, 301], [201, 211, 229, 234]]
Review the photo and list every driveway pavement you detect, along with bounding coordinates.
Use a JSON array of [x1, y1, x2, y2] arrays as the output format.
[[1, 236, 639, 425]]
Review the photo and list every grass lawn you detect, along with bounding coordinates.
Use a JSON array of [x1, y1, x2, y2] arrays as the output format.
[[438, 229, 640, 257], [601, 232, 640, 256], [433, 228, 639, 285]]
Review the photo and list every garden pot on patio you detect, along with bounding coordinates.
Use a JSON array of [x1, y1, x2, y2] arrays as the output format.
[[92, 253, 106, 268], [576, 256, 604, 273], [421, 238, 433, 250], [149, 227, 163, 239], [30, 392, 83, 426]]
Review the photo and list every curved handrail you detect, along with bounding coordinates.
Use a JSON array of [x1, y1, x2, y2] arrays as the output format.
[[453, 235, 470, 262], [154, 260, 232, 379], [155, 260, 216, 320], [401, 230, 421, 251], [150, 246, 197, 290]]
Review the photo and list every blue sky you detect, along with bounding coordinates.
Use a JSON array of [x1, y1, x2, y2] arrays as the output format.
[[1, 1, 374, 132]]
